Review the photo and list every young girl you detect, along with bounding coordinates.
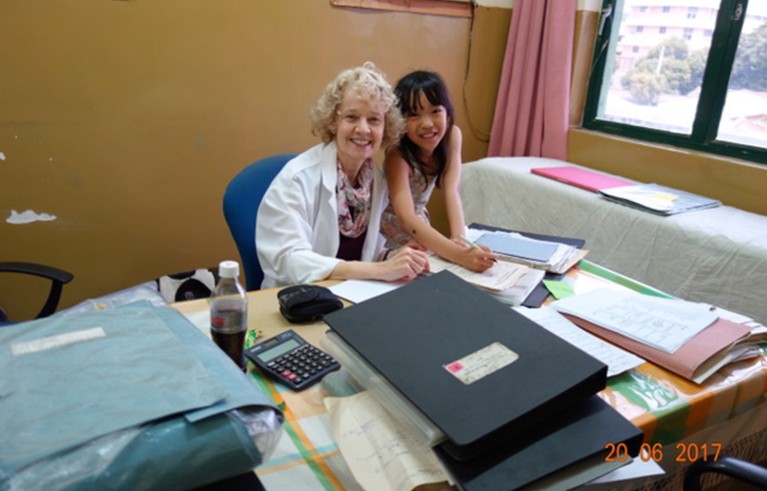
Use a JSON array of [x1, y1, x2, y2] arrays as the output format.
[[380, 70, 495, 272]]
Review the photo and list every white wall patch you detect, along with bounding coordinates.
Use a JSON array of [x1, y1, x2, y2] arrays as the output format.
[[7, 209, 58, 224], [477, 0, 513, 7], [0, 152, 5, 160]]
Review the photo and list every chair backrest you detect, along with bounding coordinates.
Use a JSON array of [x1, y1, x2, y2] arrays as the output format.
[[684, 455, 767, 491], [223, 153, 296, 291]]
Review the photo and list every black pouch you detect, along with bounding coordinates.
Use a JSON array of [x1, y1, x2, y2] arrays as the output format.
[[277, 284, 343, 323]]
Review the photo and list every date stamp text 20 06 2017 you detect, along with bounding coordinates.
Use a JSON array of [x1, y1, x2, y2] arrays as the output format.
[[605, 442, 722, 464]]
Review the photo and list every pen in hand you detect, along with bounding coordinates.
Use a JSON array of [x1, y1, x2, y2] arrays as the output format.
[[459, 236, 497, 262], [459, 235, 480, 249]]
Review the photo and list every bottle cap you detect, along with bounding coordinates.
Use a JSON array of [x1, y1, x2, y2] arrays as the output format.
[[218, 260, 240, 278]]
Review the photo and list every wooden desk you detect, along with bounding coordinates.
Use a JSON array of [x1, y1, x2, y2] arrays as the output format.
[[171, 265, 767, 491]]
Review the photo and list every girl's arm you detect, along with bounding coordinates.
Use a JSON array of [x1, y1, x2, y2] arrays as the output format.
[[384, 147, 493, 272], [442, 125, 467, 239]]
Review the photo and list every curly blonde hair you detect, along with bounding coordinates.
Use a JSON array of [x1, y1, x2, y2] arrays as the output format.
[[310, 62, 405, 149]]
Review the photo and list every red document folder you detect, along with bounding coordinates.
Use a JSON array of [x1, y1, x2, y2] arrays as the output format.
[[560, 314, 753, 384], [531, 166, 634, 193]]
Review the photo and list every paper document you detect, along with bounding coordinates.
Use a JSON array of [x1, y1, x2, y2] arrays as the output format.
[[599, 183, 720, 216], [558, 312, 754, 384], [324, 391, 449, 491], [330, 279, 404, 304], [516, 306, 644, 377], [427, 254, 529, 292], [542, 279, 575, 300], [181, 310, 211, 330], [488, 268, 546, 306], [586, 459, 665, 485], [551, 289, 718, 354]]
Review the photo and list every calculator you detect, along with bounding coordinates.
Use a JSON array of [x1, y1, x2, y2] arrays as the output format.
[[244, 329, 340, 391]]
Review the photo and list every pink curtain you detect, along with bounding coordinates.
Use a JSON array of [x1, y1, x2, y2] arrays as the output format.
[[487, 0, 576, 159]]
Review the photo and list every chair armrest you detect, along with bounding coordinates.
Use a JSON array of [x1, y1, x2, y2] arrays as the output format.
[[0, 262, 74, 319], [0, 262, 74, 284], [684, 455, 767, 491]]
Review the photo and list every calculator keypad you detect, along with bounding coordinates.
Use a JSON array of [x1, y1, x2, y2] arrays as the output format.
[[249, 337, 340, 391]]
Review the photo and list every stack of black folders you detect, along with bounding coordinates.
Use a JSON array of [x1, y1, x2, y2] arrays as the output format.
[[323, 271, 643, 490]]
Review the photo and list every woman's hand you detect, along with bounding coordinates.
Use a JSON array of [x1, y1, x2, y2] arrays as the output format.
[[380, 246, 430, 282]]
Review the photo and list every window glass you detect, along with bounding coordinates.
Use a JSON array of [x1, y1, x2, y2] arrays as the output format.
[[595, 0, 718, 135], [716, 5, 767, 148], [585, 0, 767, 161]]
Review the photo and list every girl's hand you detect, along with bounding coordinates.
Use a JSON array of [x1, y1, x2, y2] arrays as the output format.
[[380, 246, 430, 282], [453, 242, 496, 272]]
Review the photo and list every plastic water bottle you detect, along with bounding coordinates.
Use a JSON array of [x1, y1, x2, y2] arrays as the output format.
[[210, 260, 248, 371]]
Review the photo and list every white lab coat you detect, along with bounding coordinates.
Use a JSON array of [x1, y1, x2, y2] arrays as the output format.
[[256, 142, 388, 288]]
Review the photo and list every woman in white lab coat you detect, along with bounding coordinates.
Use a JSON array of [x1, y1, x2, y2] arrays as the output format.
[[256, 62, 430, 288]]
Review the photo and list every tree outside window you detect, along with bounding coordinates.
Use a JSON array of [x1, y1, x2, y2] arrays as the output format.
[[584, 0, 767, 163]]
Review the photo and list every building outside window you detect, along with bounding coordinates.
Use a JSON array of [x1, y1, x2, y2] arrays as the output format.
[[584, 0, 767, 163]]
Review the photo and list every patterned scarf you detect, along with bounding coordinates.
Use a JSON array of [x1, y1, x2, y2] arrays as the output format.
[[337, 158, 374, 238]]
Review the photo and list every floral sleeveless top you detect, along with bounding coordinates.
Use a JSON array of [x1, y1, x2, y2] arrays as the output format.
[[380, 164, 437, 249]]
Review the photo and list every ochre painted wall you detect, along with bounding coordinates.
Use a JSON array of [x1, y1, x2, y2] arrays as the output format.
[[0, 1, 510, 319], [3, 2, 764, 319]]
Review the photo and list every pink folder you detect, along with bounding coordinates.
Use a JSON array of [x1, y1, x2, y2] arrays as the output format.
[[531, 166, 634, 193], [561, 314, 752, 384]]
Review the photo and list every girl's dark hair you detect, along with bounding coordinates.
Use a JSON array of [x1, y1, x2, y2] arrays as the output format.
[[394, 70, 454, 187]]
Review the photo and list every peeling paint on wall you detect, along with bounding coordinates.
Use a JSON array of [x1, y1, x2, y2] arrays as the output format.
[[478, 0, 513, 7], [7, 210, 58, 224]]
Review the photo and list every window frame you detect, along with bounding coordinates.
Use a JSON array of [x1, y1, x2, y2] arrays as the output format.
[[582, 0, 767, 165]]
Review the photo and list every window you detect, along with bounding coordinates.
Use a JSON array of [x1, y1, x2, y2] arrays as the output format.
[[584, 0, 767, 164]]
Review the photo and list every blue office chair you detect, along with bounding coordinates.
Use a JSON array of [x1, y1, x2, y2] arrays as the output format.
[[223, 153, 296, 291], [0, 262, 74, 325]]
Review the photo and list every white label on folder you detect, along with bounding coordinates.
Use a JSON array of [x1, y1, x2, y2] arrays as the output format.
[[11, 327, 106, 355], [443, 342, 518, 385]]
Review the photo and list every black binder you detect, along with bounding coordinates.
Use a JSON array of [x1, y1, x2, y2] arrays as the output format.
[[323, 271, 607, 460], [434, 395, 643, 491]]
